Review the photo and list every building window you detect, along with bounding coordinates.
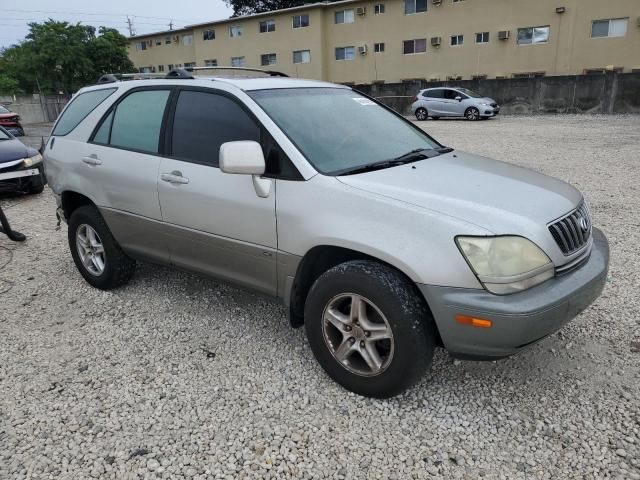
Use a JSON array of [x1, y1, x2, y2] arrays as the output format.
[[403, 38, 427, 54], [293, 49, 311, 64], [475, 32, 489, 43], [229, 25, 243, 38], [155, 39, 162, 46], [231, 56, 245, 67], [374, 42, 385, 53], [205, 59, 218, 67], [335, 46, 356, 61], [374, 4, 385, 14], [158, 65, 165, 72], [591, 18, 628, 38], [405, 0, 427, 15], [335, 10, 355, 24], [203, 29, 215, 41], [184, 62, 196, 68], [165, 36, 171, 45], [450, 35, 463, 46], [168, 64, 174, 70], [517, 26, 550, 45], [452, 0, 464, 3], [182, 34, 193, 46], [260, 19, 276, 33], [135, 41, 147, 51], [293, 14, 310, 29], [261, 53, 277, 66]]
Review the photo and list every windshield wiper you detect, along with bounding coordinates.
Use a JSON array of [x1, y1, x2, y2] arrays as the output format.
[[337, 146, 454, 176]]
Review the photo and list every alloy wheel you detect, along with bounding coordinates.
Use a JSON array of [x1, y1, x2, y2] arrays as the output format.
[[466, 108, 479, 121], [322, 293, 394, 377], [76, 224, 106, 276]]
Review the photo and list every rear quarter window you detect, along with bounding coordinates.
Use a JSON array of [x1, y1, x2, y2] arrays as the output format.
[[52, 88, 117, 136]]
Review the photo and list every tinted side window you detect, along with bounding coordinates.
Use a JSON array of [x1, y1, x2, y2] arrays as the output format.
[[92, 111, 113, 144], [444, 90, 460, 100], [171, 91, 260, 167], [425, 90, 443, 98], [110, 90, 170, 153], [53, 88, 116, 136]]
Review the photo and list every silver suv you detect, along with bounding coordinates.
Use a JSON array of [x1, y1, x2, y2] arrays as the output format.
[[412, 87, 500, 121], [45, 71, 608, 398]]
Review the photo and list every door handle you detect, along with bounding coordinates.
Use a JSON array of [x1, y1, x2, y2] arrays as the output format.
[[82, 155, 102, 166], [160, 171, 189, 185]]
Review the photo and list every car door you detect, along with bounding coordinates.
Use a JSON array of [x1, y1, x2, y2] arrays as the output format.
[[438, 89, 462, 116], [83, 87, 172, 263], [157, 88, 278, 295], [424, 89, 447, 116]]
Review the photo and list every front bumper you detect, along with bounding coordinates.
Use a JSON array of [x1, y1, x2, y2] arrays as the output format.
[[419, 227, 609, 359], [0, 163, 45, 193], [480, 107, 500, 117]]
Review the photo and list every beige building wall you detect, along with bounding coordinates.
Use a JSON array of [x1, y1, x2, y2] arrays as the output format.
[[127, 0, 640, 83]]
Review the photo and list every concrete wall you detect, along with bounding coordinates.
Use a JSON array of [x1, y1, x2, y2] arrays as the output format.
[[0, 94, 68, 124], [354, 72, 640, 115]]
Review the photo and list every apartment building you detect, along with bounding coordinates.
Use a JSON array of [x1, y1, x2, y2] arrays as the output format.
[[127, 0, 640, 84]]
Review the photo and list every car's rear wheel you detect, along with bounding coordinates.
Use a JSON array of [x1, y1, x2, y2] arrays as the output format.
[[304, 260, 436, 398], [68, 205, 136, 290], [415, 108, 428, 121], [465, 107, 480, 121]]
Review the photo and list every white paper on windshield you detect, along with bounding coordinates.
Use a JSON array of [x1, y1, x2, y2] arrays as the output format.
[[352, 98, 376, 106]]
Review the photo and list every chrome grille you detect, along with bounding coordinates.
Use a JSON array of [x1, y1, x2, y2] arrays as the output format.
[[548, 203, 592, 255]]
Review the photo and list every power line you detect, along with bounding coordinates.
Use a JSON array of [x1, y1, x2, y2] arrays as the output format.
[[3, 8, 199, 23]]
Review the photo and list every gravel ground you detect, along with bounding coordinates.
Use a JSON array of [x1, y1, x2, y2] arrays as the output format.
[[1, 116, 639, 480]]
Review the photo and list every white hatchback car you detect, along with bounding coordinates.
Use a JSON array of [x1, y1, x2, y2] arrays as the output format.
[[45, 69, 607, 398], [412, 87, 500, 121]]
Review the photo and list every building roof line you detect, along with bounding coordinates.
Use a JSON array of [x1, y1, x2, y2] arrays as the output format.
[[128, 0, 360, 39]]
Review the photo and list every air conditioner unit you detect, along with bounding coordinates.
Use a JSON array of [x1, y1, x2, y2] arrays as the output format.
[[356, 6, 366, 16], [432, 0, 442, 5], [358, 45, 368, 55], [556, 6, 566, 14], [498, 30, 510, 40], [431, 36, 442, 47], [173, 35, 180, 43]]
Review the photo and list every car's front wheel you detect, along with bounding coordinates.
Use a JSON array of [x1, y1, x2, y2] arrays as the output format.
[[415, 107, 428, 121], [68, 205, 136, 290], [304, 260, 436, 398], [465, 107, 480, 121]]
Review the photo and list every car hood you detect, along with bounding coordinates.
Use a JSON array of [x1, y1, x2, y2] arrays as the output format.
[[337, 151, 582, 234], [0, 138, 35, 164]]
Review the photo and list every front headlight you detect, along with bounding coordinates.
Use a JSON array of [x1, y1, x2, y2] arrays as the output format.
[[456, 236, 554, 295], [23, 153, 43, 167], [479, 102, 490, 106]]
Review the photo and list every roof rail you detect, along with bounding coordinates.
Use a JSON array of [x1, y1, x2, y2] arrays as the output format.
[[96, 66, 289, 84]]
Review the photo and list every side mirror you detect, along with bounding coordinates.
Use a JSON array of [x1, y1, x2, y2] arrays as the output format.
[[455, 96, 462, 102], [219, 141, 265, 175], [219, 140, 271, 198]]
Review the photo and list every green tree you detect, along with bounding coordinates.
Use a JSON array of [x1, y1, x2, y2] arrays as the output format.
[[224, 0, 338, 16], [0, 20, 135, 94]]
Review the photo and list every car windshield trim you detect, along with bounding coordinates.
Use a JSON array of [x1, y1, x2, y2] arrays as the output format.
[[249, 87, 442, 176]]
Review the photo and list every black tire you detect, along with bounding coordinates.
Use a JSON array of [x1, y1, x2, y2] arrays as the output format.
[[304, 260, 436, 398], [465, 107, 480, 121], [68, 205, 136, 290], [29, 183, 45, 194], [415, 108, 428, 121]]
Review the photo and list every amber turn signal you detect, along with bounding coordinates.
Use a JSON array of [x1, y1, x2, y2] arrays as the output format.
[[455, 314, 493, 328]]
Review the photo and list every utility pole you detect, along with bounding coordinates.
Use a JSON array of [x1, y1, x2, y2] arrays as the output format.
[[126, 16, 136, 36], [168, 19, 174, 31]]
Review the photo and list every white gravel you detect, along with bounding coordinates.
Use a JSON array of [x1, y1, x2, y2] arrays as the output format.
[[1, 115, 639, 479]]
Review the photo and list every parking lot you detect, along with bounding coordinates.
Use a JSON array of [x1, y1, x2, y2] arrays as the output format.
[[1, 115, 639, 480]]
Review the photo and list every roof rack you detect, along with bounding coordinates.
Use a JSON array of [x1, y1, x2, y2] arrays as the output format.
[[96, 66, 288, 84]]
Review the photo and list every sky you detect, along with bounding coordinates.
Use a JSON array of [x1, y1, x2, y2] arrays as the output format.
[[0, 0, 234, 48]]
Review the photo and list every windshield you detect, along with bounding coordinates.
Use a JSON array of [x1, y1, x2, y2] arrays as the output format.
[[249, 88, 440, 175], [0, 128, 11, 140], [457, 88, 483, 98], [0, 106, 10, 114]]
